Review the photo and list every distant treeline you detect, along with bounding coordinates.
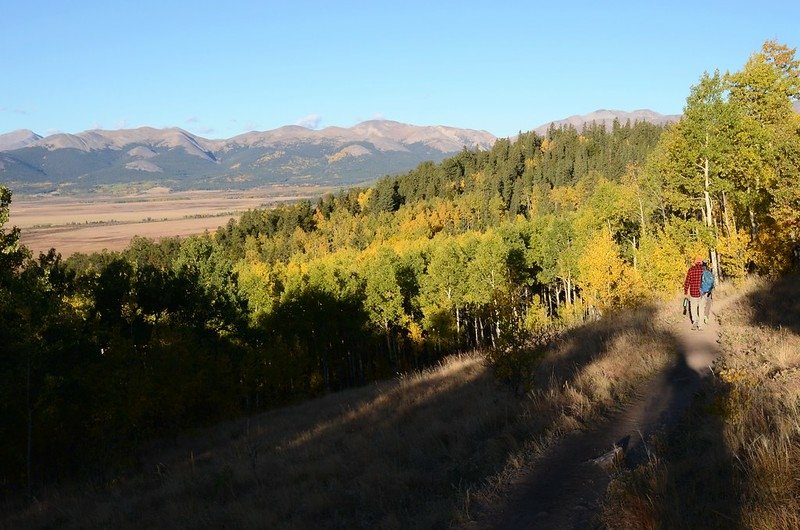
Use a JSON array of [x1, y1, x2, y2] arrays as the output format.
[[1, 40, 798, 497]]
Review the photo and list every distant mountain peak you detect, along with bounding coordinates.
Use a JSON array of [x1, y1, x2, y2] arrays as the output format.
[[533, 109, 681, 136], [0, 129, 42, 151]]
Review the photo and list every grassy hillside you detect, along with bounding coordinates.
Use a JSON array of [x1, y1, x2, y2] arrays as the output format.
[[602, 275, 800, 529], [3, 299, 680, 529]]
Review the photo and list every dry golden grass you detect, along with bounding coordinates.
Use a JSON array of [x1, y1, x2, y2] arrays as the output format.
[[19, 217, 239, 257], [2, 300, 682, 530], [4, 354, 523, 529], [464, 303, 679, 522], [602, 275, 800, 529], [8, 186, 332, 256]]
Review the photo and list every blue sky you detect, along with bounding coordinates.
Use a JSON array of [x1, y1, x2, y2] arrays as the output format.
[[1, 0, 798, 139]]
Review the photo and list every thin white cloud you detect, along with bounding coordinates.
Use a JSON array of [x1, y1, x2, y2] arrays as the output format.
[[352, 112, 387, 125], [295, 113, 322, 129], [186, 116, 199, 124], [114, 119, 129, 130], [1, 107, 30, 115]]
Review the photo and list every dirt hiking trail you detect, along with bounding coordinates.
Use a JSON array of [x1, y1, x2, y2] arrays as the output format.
[[471, 295, 733, 530]]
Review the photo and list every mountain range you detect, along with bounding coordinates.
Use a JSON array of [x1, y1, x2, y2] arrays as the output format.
[[0, 110, 680, 195], [532, 109, 681, 135]]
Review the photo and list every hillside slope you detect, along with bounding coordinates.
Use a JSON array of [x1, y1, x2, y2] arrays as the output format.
[[3, 297, 685, 529], [5, 279, 796, 529]]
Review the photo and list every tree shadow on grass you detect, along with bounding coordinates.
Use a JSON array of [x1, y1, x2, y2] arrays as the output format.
[[737, 273, 800, 334], [483, 303, 742, 529]]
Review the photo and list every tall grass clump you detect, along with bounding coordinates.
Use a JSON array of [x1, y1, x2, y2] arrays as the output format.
[[602, 275, 800, 529]]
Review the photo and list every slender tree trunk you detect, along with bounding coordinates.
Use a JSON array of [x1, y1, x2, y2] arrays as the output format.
[[546, 289, 552, 316], [455, 305, 461, 345], [721, 190, 733, 237], [566, 275, 572, 305], [637, 194, 646, 232], [702, 153, 721, 278], [495, 307, 501, 341], [384, 324, 393, 369]]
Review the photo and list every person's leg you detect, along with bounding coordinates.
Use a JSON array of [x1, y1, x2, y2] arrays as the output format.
[[690, 296, 701, 329], [703, 292, 712, 323]]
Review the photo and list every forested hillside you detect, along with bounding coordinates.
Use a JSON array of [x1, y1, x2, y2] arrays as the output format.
[[1, 40, 798, 499]]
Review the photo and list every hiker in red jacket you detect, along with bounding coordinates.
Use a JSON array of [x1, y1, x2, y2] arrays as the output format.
[[683, 256, 705, 330]]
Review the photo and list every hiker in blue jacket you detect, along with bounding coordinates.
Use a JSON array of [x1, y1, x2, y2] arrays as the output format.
[[700, 260, 715, 324]]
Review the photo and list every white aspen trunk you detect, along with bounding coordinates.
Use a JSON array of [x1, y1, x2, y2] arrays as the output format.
[[638, 194, 646, 231], [455, 305, 461, 343], [748, 205, 757, 241], [566, 275, 572, 306], [703, 153, 721, 278], [492, 306, 500, 347]]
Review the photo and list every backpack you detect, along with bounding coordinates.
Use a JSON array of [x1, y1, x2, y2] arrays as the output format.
[[701, 269, 715, 294]]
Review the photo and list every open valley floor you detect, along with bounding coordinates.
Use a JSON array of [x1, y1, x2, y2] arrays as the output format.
[[8, 185, 333, 256]]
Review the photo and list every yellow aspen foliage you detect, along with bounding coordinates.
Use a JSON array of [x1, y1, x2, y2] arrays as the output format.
[[749, 226, 795, 274], [357, 189, 373, 211], [523, 297, 549, 334], [312, 207, 327, 228], [637, 233, 686, 295], [525, 157, 537, 171], [427, 204, 446, 234], [64, 293, 93, 320], [234, 258, 280, 317], [396, 210, 433, 240], [550, 185, 581, 211], [407, 321, 425, 348], [577, 229, 643, 311], [541, 137, 554, 153], [716, 228, 752, 279], [386, 236, 429, 257], [280, 259, 309, 301], [558, 297, 588, 327]]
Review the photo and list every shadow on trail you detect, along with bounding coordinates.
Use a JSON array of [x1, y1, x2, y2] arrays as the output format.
[[739, 273, 800, 334], [482, 302, 742, 530]]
